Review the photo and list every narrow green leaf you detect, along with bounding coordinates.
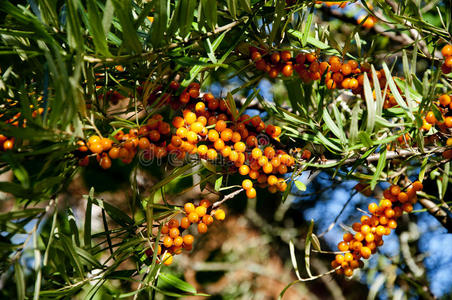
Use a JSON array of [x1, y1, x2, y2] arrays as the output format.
[[86, 0, 110, 56], [159, 273, 197, 294], [214, 176, 223, 191], [370, 149, 387, 189], [382, 62, 413, 119], [102, 0, 114, 34], [150, 0, 168, 47], [350, 101, 360, 143], [322, 108, 346, 146], [302, 6, 314, 47], [84, 195, 92, 248], [15, 260, 25, 300], [112, 0, 142, 53], [0, 208, 44, 221], [363, 72, 376, 133], [294, 180, 306, 191], [88, 197, 133, 226]]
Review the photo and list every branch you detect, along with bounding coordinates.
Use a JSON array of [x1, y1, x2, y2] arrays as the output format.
[[418, 198, 452, 233], [306, 147, 447, 169], [83, 19, 246, 64]]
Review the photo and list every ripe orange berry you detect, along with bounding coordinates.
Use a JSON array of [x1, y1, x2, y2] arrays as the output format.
[[207, 129, 219, 142], [246, 187, 257, 198], [425, 111, 437, 124], [168, 219, 179, 228], [442, 44, 452, 57], [242, 179, 253, 190], [195, 205, 207, 217], [239, 165, 250, 175], [197, 222, 208, 234], [169, 227, 180, 238], [202, 214, 214, 226], [162, 252, 173, 265], [163, 236, 173, 248], [343, 233, 353, 242], [446, 56, 452, 68], [439, 94, 451, 107], [234, 142, 246, 152], [282, 64, 293, 77], [99, 155, 112, 169], [360, 247, 371, 259], [180, 217, 190, 229], [183, 234, 194, 245], [173, 236, 183, 247], [368, 202, 378, 214], [188, 212, 199, 223], [207, 149, 218, 160], [214, 209, 226, 221], [412, 181, 423, 191], [338, 241, 349, 252], [281, 51, 291, 61]]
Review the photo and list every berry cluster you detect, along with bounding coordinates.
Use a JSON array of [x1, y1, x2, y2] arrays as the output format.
[[169, 91, 299, 196], [80, 79, 300, 197], [146, 200, 226, 266], [332, 181, 423, 277], [248, 47, 406, 109], [77, 113, 172, 168], [421, 94, 452, 133], [441, 44, 452, 74], [0, 105, 44, 151]]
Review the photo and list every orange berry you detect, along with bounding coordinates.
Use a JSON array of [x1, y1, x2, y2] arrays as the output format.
[[242, 179, 253, 190], [207, 149, 218, 160], [197, 222, 208, 234], [163, 236, 173, 248], [162, 252, 173, 265], [234, 142, 246, 152], [360, 247, 371, 259], [246, 187, 257, 198], [214, 209, 226, 221], [439, 94, 451, 107], [199, 199, 211, 208], [188, 212, 199, 223], [183, 234, 194, 246], [239, 165, 250, 175], [412, 181, 423, 191], [168, 219, 179, 228], [195, 205, 207, 217], [442, 44, 452, 57], [368, 202, 378, 214], [343, 233, 353, 242], [169, 227, 180, 238], [173, 236, 183, 247], [180, 217, 190, 229], [338, 241, 349, 252], [202, 214, 214, 226]]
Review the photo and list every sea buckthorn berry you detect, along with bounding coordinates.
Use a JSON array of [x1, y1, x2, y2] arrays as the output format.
[[352, 222, 361, 232], [335, 254, 345, 264], [173, 236, 183, 247], [195, 205, 207, 217], [99, 155, 112, 169], [180, 217, 190, 229], [344, 268, 353, 277], [344, 253, 353, 262], [234, 142, 246, 152], [439, 94, 451, 107], [388, 219, 397, 229], [188, 212, 199, 223], [282, 64, 293, 77], [365, 233, 375, 243], [412, 181, 423, 191], [183, 234, 194, 246], [239, 165, 250, 175], [380, 199, 392, 208], [338, 241, 349, 252], [202, 215, 214, 226], [390, 185, 401, 196], [360, 247, 371, 259], [397, 192, 408, 203], [197, 222, 208, 234], [446, 57, 452, 68], [281, 51, 291, 61], [169, 227, 180, 239], [271, 52, 281, 64], [214, 209, 226, 221], [199, 199, 211, 208], [343, 233, 353, 242], [163, 236, 173, 248], [242, 179, 253, 190], [442, 44, 452, 57], [207, 149, 218, 160], [360, 224, 370, 235], [425, 111, 437, 124], [368, 202, 378, 214], [162, 252, 173, 265], [251, 147, 262, 159], [246, 187, 257, 198], [88, 135, 101, 145], [354, 232, 364, 242], [168, 219, 179, 228]]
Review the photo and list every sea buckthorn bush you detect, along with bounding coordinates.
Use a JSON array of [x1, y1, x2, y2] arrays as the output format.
[[0, 0, 451, 299]]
